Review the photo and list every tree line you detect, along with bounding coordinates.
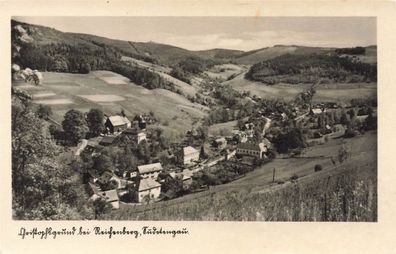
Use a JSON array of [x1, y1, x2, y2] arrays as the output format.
[[13, 42, 175, 91]]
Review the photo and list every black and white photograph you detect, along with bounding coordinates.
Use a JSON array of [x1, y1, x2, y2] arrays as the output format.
[[11, 16, 378, 221]]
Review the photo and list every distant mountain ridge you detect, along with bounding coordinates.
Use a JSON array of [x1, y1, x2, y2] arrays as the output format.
[[12, 19, 376, 67]]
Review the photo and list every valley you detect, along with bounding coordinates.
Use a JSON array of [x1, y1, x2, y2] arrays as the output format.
[[11, 18, 378, 221]]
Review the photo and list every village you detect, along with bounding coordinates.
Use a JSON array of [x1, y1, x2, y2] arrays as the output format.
[[77, 95, 377, 210]]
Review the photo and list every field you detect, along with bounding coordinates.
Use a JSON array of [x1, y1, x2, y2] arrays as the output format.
[[13, 71, 208, 140], [224, 71, 377, 103], [122, 55, 198, 97], [105, 131, 377, 221], [204, 64, 247, 81]]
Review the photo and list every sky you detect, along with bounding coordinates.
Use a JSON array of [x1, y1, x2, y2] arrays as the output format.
[[13, 17, 376, 51]]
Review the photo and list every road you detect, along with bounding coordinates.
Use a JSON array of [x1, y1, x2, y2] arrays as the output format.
[[74, 139, 88, 156], [262, 117, 271, 136]]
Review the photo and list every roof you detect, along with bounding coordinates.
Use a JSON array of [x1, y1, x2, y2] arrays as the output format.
[[311, 108, 323, 114], [99, 189, 119, 202], [356, 115, 369, 121], [137, 162, 163, 174], [107, 115, 130, 127], [179, 169, 194, 180], [97, 172, 113, 184], [169, 172, 177, 179], [99, 136, 116, 145], [88, 182, 101, 195], [237, 142, 264, 152], [138, 178, 161, 191], [183, 146, 198, 155]]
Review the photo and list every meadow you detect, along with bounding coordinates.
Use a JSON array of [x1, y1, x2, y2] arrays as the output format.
[[224, 71, 377, 103], [13, 71, 209, 140]]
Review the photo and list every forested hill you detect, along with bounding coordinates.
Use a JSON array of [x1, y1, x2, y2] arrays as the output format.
[[12, 19, 377, 88], [245, 52, 377, 85]]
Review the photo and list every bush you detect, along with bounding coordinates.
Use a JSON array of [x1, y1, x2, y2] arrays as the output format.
[[344, 128, 357, 138], [314, 164, 323, 172], [290, 174, 299, 182]]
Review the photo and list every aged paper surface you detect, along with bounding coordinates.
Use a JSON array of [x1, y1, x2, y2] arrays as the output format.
[[1, 0, 395, 253]]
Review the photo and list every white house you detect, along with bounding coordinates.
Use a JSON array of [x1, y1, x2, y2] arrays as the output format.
[[137, 178, 161, 203], [310, 108, 326, 115], [183, 146, 200, 165], [236, 141, 270, 159], [137, 162, 163, 179]]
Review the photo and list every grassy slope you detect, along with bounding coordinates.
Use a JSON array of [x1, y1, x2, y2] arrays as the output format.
[[234, 45, 335, 65], [13, 71, 208, 140], [106, 131, 377, 221]]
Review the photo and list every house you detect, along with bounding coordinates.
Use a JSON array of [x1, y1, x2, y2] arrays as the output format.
[[99, 190, 120, 209], [137, 178, 161, 203], [178, 169, 194, 189], [99, 136, 116, 146], [212, 137, 227, 149], [88, 183, 120, 209], [122, 171, 138, 179], [97, 171, 113, 185], [137, 162, 163, 179], [96, 171, 131, 190], [310, 108, 326, 115], [168, 169, 193, 189], [236, 142, 269, 159], [105, 115, 131, 134], [182, 146, 200, 165]]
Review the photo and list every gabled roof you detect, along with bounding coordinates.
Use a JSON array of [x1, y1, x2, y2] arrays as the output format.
[[137, 162, 163, 174], [107, 115, 130, 127], [237, 142, 262, 151], [138, 178, 161, 191], [311, 108, 323, 114], [183, 146, 198, 155], [100, 189, 119, 202], [179, 169, 194, 180], [99, 136, 116, 145]]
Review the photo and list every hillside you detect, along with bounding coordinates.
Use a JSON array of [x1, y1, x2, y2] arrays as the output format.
[[12, 71, 208, 140], [245, 53, 377, 85]]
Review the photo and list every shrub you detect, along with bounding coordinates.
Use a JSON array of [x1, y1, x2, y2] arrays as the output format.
[[314, 164, 323, 172], [290, 174, 299, 182]]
